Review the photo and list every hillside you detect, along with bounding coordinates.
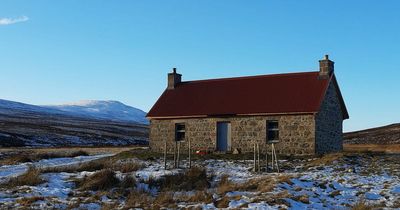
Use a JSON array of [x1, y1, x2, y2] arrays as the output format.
[[45, 100, 148, 124], [0, 99, 148, 147], [344, 123, 400, 144]]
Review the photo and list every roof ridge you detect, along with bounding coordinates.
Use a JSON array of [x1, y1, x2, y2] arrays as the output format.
[[182, 71, 318, 84]]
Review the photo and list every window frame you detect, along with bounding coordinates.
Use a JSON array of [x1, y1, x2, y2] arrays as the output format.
[[175, 123, 186, 142], [267, 120, 279, 143]]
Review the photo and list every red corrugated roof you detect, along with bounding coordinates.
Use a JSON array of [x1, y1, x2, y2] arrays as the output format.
[[147, 71, 342, 118]]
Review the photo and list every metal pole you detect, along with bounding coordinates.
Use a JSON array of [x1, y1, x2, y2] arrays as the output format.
[[164, 140, 167, 170]]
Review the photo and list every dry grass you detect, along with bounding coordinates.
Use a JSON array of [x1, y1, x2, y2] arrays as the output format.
[[215, 174, 293, 196], [183, 166, 210, 190], [2, 166, 44, 187], [292, 194, 309, 204], [120, 175, 136, 189], [188, 191, 213, 203], [16, 196, 45, 206], [217, 174, 235, 195], [111, 161, 144, 173], [77, 169, 120, 191], [125, 190, 178, 209], [351, 200, 373, 210], [0, 155, 32, 166], [240, 178, 273, 193], [0, 146, 140, 155], [0, 146, 142, 166], [100, 202, 119, 210], [125, 190, 153, 208], [306, 153, 344, 167], [251, 190, 291, 206], [154, 192, 176, 208], [41, 159, 108, 173], [175, 190, 213, 204], [42, 157, 143, 174], [344, 144, 400, 154], [111, 149, 162, 161], [67, 198, 83, 210], [276, 174, 294, 185], [214, 196, 231, 208], [72, 159, 109, 172], [244, 175, 291, 193], [213, 173, 293, 201], [42, 158, 137, 173], [36, 150, 89, 159], [0, 150, 89, 166], [151, 167, 210, 191]]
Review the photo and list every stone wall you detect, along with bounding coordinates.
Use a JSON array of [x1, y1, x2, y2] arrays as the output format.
[[149, 114, 316, 156], [315, 80, 344, 154]]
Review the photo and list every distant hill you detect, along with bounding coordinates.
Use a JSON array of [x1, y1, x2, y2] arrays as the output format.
[[344, 123, 400, 145], [0, 99, 148, 147], [44, 100, 149, 125]]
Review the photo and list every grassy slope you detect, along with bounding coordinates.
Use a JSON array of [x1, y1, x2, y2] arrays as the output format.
[[344, 123, 400, 145], [0, 110, 148, 147], [344, 123, 400, 153]]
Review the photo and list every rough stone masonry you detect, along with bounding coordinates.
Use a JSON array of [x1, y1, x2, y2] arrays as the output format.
[[147, 55, 348, 156]]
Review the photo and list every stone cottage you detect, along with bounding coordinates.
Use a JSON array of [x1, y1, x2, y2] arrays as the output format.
[[146, 55, 349, 155]]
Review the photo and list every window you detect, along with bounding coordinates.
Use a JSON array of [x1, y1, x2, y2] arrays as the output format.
[[267, 121, 279, 142], [175, 123, 185, 141]]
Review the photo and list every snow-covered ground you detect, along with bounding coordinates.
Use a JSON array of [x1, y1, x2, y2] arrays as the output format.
[[0, 153, 110, 209], [117, 155, 400, 209], [0, 154, 112, 183], [1, 153, 400, 209]]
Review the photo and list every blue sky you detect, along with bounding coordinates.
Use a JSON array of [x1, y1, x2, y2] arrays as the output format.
[[0, 1, 399, 132]]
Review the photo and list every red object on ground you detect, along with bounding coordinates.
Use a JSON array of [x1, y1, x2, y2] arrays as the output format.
[[195, 150, 208, 155]]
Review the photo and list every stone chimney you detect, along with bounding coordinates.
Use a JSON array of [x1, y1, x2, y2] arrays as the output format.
[[167, 68, 182, 90], [319, 55, 334, 79]]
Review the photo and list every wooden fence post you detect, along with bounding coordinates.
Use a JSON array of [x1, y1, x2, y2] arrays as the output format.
[[164, 140, 167, 170], [253, 143, 256, 172], [177, 141, 180, 168], [173, 141, 177, 168], [271, 143, 274, 171], [265, 144, 268, 172], [188, 138, 191, 168], [257, 143, 260, 172]]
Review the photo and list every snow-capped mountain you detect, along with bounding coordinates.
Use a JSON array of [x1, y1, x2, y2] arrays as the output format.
[[0, 99, 148, 124], [0, 99, 67, 115], [0, 99, 149, 147], [45, 100, 148, 124]]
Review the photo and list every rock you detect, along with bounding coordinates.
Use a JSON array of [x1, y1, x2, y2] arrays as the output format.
[[233, 148, 241, 154]]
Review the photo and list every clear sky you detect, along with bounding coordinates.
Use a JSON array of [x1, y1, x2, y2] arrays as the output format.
[[0, 1, 399, 132]]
